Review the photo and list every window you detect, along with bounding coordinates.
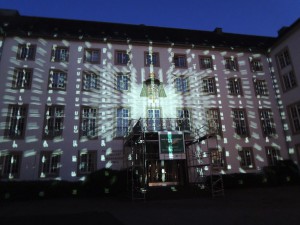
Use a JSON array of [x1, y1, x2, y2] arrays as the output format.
[[177, 109, 190, 131], [174, 54, 187, 68], [0, 152, 22, 179], [282, 71, 297, 91], [228, 78, 243, 96], [253, 79, 268, 96], [145, 52, 160, 67], [259, 109, 276, 137], [84, 48, 100, 63], [232, 109, 249, 136], [80, 107, 98, 139], [83, 72, 99, 91], [266, 147, 281, 166], [115, 50, 129, 65], [49, 70, 67, 90], [78, 151, 97, 175], [202, 77, 216, 94], [287, 102, 300, 134], [277, 49, 291, 69], [206, 108, 222, 136], [51, 46, 69, 62], [199, 56, 213, 69], [39, 151, 61, 178], [116, 108, 129, 137], [44, 105, 65, 139], [250, 59, 263, 72], [5, 104, 28, 139], [210, 148, 226, 169], [117, 73, 129, 91], [12, 68, 32, 89], [17, 44, 36, 60], [239, 147, 255, 169], [175, 77, 189, 93], [224, 57, 238, 71]]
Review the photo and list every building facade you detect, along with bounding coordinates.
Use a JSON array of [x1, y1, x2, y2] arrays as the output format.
[[0, 10, 298, 184]]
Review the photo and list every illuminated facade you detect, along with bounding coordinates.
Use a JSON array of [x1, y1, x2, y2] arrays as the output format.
[[0, 10, 298, 183]]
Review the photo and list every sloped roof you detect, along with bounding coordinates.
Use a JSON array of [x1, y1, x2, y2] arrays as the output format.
[[0, 9, 275, 52]]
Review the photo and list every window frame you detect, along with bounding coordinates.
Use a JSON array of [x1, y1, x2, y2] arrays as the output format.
[[265, 147, 281, 166], [39, 151, 61, 178], [173, 54, 187, 68], [0, 151, 22, 179], [77, 150, 97, 175], [116, 73, 130, 91], [202, 77, 216, 95], [259, 108, 276, 137], [232, 108, 249, 137], [176, 108, 191, 131], [80, 106, 98, 139], [282, 70, 297, 92], [276, 48, 291, 70], [210, 148, 226, 169], [48, 70, 67, 91], [43, 105, 65, 139], [199, 56, 213, 70], [5, 104, 28, 139], [250, 58, 263, 72], [116, 108, 130, 137], [206, 108, 223, 136], [175, 76, 189, 93], [16, 44, 36, 60], [84, 48, 101, 64], [115, 50, 130, 65], [228, 77, 243, 96], [238, 147, 255, 169], [144, 52, 160, 67], [287, 101, 300, 134], [12, 68, 33, 89], [51, 46, 69, 62], [253, 78, 268, 96], [224, 57, 238, 71], [82, 71, 100, 91]]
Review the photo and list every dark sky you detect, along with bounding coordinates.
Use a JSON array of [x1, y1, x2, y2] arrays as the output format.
[[0, 0, 299, 37]]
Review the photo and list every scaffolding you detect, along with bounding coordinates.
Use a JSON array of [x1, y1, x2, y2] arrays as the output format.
[[185, 124, 224, 197], [124, 118, 224, 200]]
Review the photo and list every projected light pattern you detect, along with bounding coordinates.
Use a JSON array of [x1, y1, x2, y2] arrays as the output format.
[[0, 25, 291, 182]]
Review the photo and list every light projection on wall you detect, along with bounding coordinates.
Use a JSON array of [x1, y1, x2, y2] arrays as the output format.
[[0, 31, 289, 183]]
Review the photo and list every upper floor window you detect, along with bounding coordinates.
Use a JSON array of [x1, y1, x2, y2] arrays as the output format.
[[232, 109, 249, 137], [228, 78, 243, 96], [210, 148, 226, 169], [287, 102, 300, 134], [177, 109, 190, 131], [17, 44, 36, 60], [259, 109, 276, 137], [224, 57, 238, 71], [145, 52, 160, 67], [253, 78, 268, 96], [282, 71, 297, 91], [84, 48, 100, 63], [239, 147, 255, 169], [51, 46, 69, 62], [39, 151, 61, 178], [12, 68, 32, 89], [44, 105, 65, 139], [199, 56, 213, 69], [250, 59, 263, 72], [202, 77, 216, 94], [116, 108, 129, 137], [175, 77, 189, 93], [83, 71, 99, 91], [277, 49, 291, 69], [117, 73, 129, 91], [49, 70, 67, 90], [115, 50, 130, 65], [80, 107, 98, 139], [266, 147, 281, 166], [5, 104, 28, 139], [78, 150, 97, 175], [206, 108, 222, 136], [0, 151, 22, 179], [174, 54, 187, 68]]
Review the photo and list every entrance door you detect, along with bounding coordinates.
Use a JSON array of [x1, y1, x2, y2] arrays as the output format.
[[147, 109, 161, 131]]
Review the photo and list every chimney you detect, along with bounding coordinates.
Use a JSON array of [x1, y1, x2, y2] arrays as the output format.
[[214, 27, 223, 34]]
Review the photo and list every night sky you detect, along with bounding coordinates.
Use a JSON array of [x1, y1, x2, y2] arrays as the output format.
[[0, 0, 299, 37]]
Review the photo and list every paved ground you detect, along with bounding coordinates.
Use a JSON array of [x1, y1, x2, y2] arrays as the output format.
[[0, 185, 300, 225]]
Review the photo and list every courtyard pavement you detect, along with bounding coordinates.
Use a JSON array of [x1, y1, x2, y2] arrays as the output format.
[[0, 185, 300, 225]]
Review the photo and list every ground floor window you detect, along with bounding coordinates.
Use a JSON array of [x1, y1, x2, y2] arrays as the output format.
[[0, 151, 22, 179]]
